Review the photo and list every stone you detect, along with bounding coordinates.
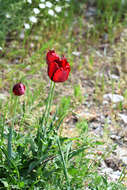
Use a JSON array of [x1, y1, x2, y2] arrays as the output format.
[[103, 93, 124, 103], [102, 100, 108, 105], [119, 114, 127, 124], [110, 74, 119, 80], [110, 135, 121, 141], [116, 147, 127, 164], [123, 137, 127, 143]]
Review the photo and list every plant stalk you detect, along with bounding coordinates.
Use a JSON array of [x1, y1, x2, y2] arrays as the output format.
[[57, 136, 71, 190], [8, 97, 18, 163], [42, 81, 55, 132]]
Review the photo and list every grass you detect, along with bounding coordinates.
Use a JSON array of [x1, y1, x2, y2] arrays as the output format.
[[0, 0, 127, 189]]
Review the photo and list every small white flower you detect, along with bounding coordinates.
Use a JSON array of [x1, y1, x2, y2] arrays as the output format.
[[55, 6, 62, 13], [48, 9, 55, 16], [6, 14, 11, 18], [39, 3, 45, 9], [35, 36, 39, 40], [19, 31, 25, 39], [46, 1, 52, 8], [72, 51, 81, 56], [40, 0, 45, 2], [27, 0, 32, 4], [0, 47, 3, 51], [30, 43, 34, 48], [24, 23, 30, 29], [33, 8, 40, 14], [65, 12, 68, 16], [29, 16, 37, 23]]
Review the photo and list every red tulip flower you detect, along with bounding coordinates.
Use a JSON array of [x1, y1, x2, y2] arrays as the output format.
[[46, 50, 59, 65], [13, 83, 25, 96], [46, 50, 71, 82]]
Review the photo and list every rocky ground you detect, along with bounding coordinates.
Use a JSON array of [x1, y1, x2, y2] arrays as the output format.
[[61, 24, 127, 185]]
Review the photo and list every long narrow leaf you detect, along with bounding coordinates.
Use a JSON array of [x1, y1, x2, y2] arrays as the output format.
[[28, 154, 48, 173], [68, 145, 88, 160], [65, 142, 72, 164]]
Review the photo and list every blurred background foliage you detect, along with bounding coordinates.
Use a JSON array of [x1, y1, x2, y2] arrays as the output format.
[[1, 0, 127, 47], [0, 0, 75, 46]]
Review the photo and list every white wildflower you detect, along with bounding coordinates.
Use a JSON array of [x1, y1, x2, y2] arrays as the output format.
[[72, 51, 81, 56], [46, 1, 53, 8], [39, 3, 45, 9], [40, 0, 45, 2], [0, 47, 2, 51], [33, 8, 40, 14], [24, 23, 30, 29], [35, 36, 39, 40], [30, 43, 34, 48], [6, 14, 11, 18], [27, 0, 32, 4], [55, 6, 62, 13], [29, 16, 37, 23], [48, 9, 55, 16], [19, 31, 25, 39], [65, 12, 68, 16]]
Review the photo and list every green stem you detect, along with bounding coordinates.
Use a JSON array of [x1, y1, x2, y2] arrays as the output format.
[[42, 81, 55, 132], [57, 136, 70, 190], [8, 127, 13, 161], [8, 97, 18, 163], [37, 82, 55, 156], [45, 81, 55, 125]]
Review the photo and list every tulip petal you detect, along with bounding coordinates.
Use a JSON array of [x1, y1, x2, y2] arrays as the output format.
[[46, 50, 60, 65], [48, 61, 59, 79], [53, 68, 70, 82], [57, 58, 71, 72]]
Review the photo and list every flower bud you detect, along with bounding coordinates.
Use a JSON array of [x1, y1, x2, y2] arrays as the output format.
[[13, 83, 25, 96]]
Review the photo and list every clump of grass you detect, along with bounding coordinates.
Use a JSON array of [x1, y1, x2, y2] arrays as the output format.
[[74, 84, 83, 103]]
